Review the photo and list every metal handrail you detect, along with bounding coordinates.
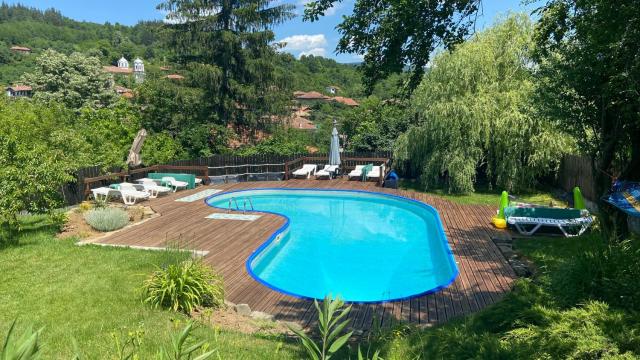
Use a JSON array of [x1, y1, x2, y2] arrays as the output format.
[[227, 197, 240, 213]]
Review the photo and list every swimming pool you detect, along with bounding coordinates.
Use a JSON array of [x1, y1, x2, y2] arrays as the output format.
[[206, 189, 458, 303]]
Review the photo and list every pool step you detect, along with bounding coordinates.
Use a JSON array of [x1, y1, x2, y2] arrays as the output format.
[[175, 189, 222, 202], [206, 213, 261, 221]]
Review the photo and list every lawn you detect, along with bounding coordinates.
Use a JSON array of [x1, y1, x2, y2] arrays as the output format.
[[3, 215, 639, 359], [0, 216, 301, 359], [365, 234, 640, 359], [399, 179, 568, 206]]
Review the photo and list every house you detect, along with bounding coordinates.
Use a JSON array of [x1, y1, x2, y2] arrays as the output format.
[[325, 85, 341, 95], [6, 85, 32, 98], [294, 91, 329, 100], [290, 116, 316, 130], [103, 57, 145, 83], [114, 86, 134, 98], [10, 46, 31, 54], [331, 96, 359, 106]]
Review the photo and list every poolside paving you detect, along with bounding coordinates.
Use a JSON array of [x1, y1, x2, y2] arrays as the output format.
[[91, 180, 516, 331]]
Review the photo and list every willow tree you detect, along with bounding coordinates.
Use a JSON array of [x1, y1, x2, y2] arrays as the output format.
[[395, 15, 572, 193], [159, 0, 295, 132]]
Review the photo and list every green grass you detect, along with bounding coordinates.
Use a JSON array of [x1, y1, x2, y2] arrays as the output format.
[[399, 179, 568, 206], [364, 234, 640, 359], [0, 216, 301, 359]]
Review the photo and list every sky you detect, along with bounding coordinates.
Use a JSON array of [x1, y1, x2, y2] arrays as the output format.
[[4, 0, 539, 63]]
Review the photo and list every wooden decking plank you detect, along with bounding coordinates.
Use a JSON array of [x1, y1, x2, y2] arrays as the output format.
[[89, 180, 515, 331]]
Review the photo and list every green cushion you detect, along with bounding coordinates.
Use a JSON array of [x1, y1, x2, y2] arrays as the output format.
[[147, 173, 196, 189], [504, 206, 583, 220]]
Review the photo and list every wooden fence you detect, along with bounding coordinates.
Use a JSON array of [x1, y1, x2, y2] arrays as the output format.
[[558, 154, 597, 201], [62, 151, 393, 206]]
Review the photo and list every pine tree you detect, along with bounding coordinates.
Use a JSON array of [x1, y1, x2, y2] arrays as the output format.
[[159, 0, 295, 134]]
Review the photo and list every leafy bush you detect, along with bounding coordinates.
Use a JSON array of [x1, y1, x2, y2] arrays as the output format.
[[288, 295, 353, 360], [1, 320, 42, 360], [84, 208, 130, 232], [142, 259, 224, 314]]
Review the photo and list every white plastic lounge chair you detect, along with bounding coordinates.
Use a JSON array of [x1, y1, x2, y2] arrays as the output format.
[[367, 166, 383, 181], [292, 164, 317, 179], [91, 187, 119, 202], [507, 216, 593, 237], [139, 179, 172, 198], [348, 165, 365, 180], [195, 178, 203, 186], [316, 165, 338, 179], [119, 183, 150, 205], [162, 177, 189, 192]]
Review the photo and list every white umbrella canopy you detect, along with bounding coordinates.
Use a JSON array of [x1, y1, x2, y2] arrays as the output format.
[[329, 119, 341, 166]]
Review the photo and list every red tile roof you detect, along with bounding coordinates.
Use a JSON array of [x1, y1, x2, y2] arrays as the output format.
[[290, 116, 317, 130], [6, 85, 32, 91], [103, 66, 132, 74], [295, 91, 329, 100], [331, 96, 359, 106], [166, 74, 185, 80], [159, 66, 171, 71]]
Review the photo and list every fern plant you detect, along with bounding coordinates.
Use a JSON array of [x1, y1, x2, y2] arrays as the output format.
[[1, 320, 42, 360], [142, 259, 224, 314], [288, 295, 353, 360], [84, 207, 129, 232]]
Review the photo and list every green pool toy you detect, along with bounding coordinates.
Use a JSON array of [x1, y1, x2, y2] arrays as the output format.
[[573, 187, 586, 210], [498, 191, 509, 219]]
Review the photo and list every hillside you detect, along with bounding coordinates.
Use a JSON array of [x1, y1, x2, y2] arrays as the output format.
[[0, 3, 367, 98]]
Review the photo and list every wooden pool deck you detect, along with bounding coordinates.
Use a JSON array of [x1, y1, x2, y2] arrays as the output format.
[[91, 180, 516, 330]]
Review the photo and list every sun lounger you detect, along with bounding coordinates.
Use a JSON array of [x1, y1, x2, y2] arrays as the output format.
[[161, 176, 189, 192], [505, 206, 593, 237], [138, 179, 172, 198], [292, 164, 317, 179], [367, 166, 383, 181], [316, 165, 338, 179], [91, 187, 120, 202], [119, 183, 150, 205], [348, 165, 365, 179]]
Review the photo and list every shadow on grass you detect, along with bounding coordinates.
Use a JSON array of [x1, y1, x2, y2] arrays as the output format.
[[0, 215, 60, 250]]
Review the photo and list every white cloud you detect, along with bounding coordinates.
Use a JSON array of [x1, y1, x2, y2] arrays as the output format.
[[277, 34, 328, 58], [299, 48, 327, 57]]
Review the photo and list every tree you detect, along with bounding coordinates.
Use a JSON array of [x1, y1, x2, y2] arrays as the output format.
[[534, 0, 640, 232], [22, 49, 118, 110], [304, 0, 480, 94], [395, 15, 572, 193], [158, 0, 295, 132], [342, 96, 408, 151], [0, 98, 81, 238]]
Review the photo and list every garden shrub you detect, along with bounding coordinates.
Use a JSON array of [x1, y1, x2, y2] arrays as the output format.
[[84, 208, 129, 232], [142, 259, 224, 313]]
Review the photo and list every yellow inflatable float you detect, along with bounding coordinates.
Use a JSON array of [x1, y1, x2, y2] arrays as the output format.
[[491, 191, 509, 229]]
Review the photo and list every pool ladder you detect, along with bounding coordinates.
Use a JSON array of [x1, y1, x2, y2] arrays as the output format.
[[227, 197, 254, 214]]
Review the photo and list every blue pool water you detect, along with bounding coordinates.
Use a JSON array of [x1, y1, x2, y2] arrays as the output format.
[[206, 189, 458, 302]]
